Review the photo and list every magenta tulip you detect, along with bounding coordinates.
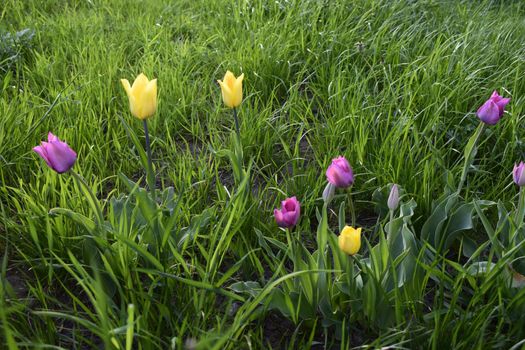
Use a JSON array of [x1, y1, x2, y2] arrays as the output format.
[[476, 90, 510, 125], [274, 196, 300, 228], [326, 156, 354, 188], [513, 162, 525, 187], [33, 132, 77, 174]]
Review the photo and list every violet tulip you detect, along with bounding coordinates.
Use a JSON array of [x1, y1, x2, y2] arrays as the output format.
[[513, 162, 525, 187], [476, 90, 510, 125], [326, 156, 354, 188], [274, 196, 301, 228], [33, 132, 77, 174], [387, 184, 400, 210]]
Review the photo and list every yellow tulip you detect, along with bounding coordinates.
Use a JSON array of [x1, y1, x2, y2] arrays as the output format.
[[121, 73, 157, 120], [338, 226, 362, 255], [217, 70, 244, 108]]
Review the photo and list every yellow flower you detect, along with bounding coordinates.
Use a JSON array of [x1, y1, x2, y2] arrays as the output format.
[[338, 226, 362, 255], [217, 70, 244, 108], [121, 73, 157, 120]]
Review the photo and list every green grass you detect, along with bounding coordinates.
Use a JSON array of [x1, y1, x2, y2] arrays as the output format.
[[2, 0, 525, 348]]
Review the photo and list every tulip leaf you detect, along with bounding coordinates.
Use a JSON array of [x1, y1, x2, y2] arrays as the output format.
[[466, 261, 490, 277], [400, 198, 417, 221], [443, 203, 475, 250], [462, 235, 478, 258], [421, 192, 459, 248], [229, 281, 262, 298]]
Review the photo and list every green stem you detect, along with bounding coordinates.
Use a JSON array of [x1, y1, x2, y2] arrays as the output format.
[[387, 209, 394, 237], [143, 119, 155, 199], [457, 123, 485, 195], [233, 107, 240, 138], [230, 108, 245, 185], [285, 227, 294, 263], [348, 189, 356, 227], [347, 254, 355, 293], [515, 187, 525, 229]]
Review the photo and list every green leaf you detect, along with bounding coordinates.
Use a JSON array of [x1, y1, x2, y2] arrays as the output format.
[[229, 281, 261, 298], [421, 192, 458, 248], [443, 202, 475, 249]]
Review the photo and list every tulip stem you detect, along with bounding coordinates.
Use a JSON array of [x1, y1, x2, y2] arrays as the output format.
[[285, 228, 295, 262], [233, 107, 240, 138], [348, 190, 356, 227], [457, 123, 485, 195], [515, 187, 525, 229], [143, 120, 155, 197]]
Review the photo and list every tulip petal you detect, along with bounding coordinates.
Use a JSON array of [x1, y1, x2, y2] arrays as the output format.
[[387, 184, 400, 210], [140, 78, 158, 119], [146, 78, 157, 93], [223, 71, 236, 89], [218, 80, 232, 95], [283, 211, 298, 226], [121, 79, 132, 97], [33, 145, 53, 169], [327, 164, 351, 187], [47, 132, 59, 142], [232, 73, 244, 107], [274, 196, 301, 228], [519, 166, 525, 186], [477, 100, 500, 125], [45, 142, 77, 173], [233, 73, 244, 90], [490, 90, 500, 100], [274, 209, 284, 226], [131, 73, 149, 99], [496, 97, 510, 114], [514, 162, 525, 186], [218, 79, 234, 108], [338, 226, 362, 255]]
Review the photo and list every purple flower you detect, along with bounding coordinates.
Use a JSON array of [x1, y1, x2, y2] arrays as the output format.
[[513, 162, 525, 187], [326, 156, 354, 188], [33, 132, 77, 174], [387, 184, 400, 210], [476, 91, 510, 125], [274, 196, 300, 228]]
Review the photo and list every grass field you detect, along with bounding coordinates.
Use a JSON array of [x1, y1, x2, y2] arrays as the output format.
[[2, 0, 525, 348]]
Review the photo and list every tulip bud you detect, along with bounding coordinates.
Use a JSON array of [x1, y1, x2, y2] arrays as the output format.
[[33, 132, 77, 174], [387, 184, 400, 210], [274, 196, 300, 228], [217, 71, 244, 108], [476, 90, 510, 125], [121, 73, 157, 120], [338, 225, 362, 255], [326, 156, 354, 188], [322, 182, 335, 205], [513, 162, 525, 187]]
